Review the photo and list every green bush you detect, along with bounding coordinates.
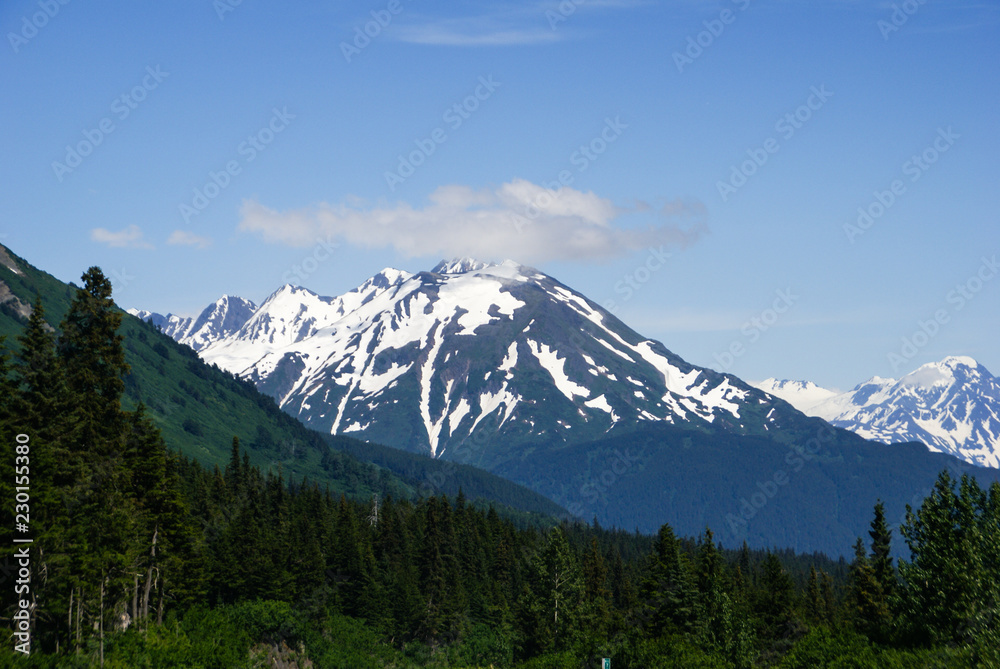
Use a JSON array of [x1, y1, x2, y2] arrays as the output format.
[[517, 650, 580, 669], [775, 628, 880, 669], [449, 622, 514, 668], [604, 635, 729, 669]]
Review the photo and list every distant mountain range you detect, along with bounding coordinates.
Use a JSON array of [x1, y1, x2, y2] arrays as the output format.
[[754, 356, 1000, 468], [131, 257, 1000, 556]]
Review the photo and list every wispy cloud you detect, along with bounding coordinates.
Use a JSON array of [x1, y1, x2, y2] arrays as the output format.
[[167, 230, 212, 249], [391, 0, 646, 46], [238, 179, 706, 264], [90, 225, 153, 249], [393, 24, 560, 46]]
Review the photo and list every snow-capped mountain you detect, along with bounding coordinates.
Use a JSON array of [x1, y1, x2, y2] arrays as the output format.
[[154, 258, 797, 463], [754, 357, 1000, 468], [753, 378, 839, 413], [129, 295, 257, 351]]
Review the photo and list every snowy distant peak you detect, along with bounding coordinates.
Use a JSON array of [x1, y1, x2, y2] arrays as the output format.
[[268, 283, 319, 300], [129, 295, 258, 352], [753, 378, 838, 412], [893, 357, 982, 391], [199, 295, 258, 323], [368, 267, 412, 288], [128, 308, 194, 340], [183, 295, 258, 351], [789, 357, 1000, 468]]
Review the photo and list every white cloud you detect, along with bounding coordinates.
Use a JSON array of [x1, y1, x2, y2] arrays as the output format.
[[167, 230, 212, 249], [238, 179, 706, 264], [90, 225, 153, 249]]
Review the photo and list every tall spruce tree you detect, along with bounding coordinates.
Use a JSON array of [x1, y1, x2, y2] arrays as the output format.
[[848, 536, 889, 642], [641, 523, 700, 638], [868, 501, 895, 604], [581, 538, 613, 648], [58, 267, 130, 449], [55, 268, 135, 654], [756, 552, 794, 640], [519, 526, 584, 656]]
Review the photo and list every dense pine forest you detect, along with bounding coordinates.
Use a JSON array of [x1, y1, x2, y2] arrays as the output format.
[[1, 269, 999, 667]]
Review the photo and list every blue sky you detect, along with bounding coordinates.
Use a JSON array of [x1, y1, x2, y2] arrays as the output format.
[[1, 0, 997, 390]]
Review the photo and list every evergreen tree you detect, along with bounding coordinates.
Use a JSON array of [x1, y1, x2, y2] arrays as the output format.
[[123, 405, 201, 625], [641, 523, 700, 638], [224, 436, 243, 497], [287, 489, 328, 616], [697, 529, 754, 667], [54, 269, 136, 655], [847, 537, 889, 642], [696, 529, 726, 644], [580, 538, 613, 650], [518, 526, 584, 656], [416, 496, 465, 645], [868, 500, 896, 605], [806, 566, 822, 624], [819, 571, 837, 625], [58, 267, 130, 448], [755, 552, 794, 640], [14, 297, 70, 443], [898, 471, 984, 645], [10, 302, 75, 651]]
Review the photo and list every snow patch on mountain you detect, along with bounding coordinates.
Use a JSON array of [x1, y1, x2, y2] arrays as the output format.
[[528, 339, 590, 401]]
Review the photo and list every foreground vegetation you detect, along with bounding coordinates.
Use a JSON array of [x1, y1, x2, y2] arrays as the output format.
[[1, 269, 998, 667]]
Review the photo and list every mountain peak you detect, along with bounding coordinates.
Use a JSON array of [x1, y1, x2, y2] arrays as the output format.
[[938, 355, 978, 369], [896, 356, 981, 391], [272, 283, 318, 297], [432, 257, 518, 275], [856, 375, 896, 388]]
